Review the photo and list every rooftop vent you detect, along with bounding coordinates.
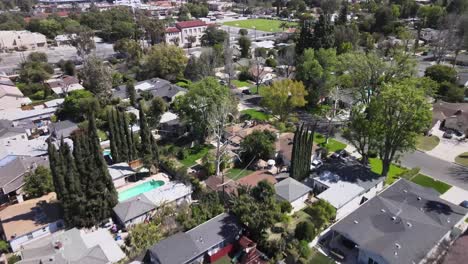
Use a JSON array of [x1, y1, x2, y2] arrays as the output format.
[[417, 197, 422, 201], [407, 222, 412, 227], [391, 216, 397, 221], [447, 218, 451, 223], [381, 209, 386, 213], [403, 190, 407, 193], [395, 243, 401, 249], [353, 220, 359, 224], [394, 251, 398, 256]]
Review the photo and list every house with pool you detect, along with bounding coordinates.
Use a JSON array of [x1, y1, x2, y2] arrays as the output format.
[[113, 181, 192, 228]]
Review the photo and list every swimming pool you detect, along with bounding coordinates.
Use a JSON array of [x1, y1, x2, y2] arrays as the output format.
[[118, 180, 165, 201]]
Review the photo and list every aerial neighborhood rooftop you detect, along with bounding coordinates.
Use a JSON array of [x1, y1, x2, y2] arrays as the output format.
[[0, 1, 467, 264]]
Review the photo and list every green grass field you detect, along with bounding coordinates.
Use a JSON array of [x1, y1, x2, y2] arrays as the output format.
[[223, 19, 297, 32], [180, 145, 214, 167], [232, 79, 252, 88], [225, 168, 255, 180], [455, 152, 468, 166], [314, 134, 347, 153], [411, 174, 452, 194], [240, 109, 271, 121], [416, 135, 440, 151], [368, 158, 406, 185], [309, 249, 335, 264], [249, 84, 268, 94]]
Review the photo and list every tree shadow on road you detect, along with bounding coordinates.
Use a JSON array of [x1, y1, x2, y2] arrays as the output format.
[[448, 165, 468, 182]]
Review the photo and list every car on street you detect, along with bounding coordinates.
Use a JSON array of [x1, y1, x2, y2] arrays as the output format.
[[310, 159, 323, 170], [331, 149, 349, 159], [460, 200, 468, 208]]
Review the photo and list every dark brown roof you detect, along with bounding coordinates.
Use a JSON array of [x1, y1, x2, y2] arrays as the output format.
[[443, 231, 468, 264]]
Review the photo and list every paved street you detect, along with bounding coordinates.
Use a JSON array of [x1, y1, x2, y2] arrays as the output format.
[[401, 151, 468, 191], [0, 43, 115, 73]]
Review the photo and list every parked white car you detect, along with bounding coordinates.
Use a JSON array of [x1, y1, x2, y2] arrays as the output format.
[[310, 159, 323, 171]]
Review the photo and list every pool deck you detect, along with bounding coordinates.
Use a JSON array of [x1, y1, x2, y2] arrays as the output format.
[[116, 172, 170, 193]]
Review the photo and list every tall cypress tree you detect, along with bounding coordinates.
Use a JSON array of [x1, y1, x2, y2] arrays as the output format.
[[312, 12, 335, 50], [290, 124, 315, 181], [124, 111, 136, 161], [107, 108, 120, 163], [47, 140, 66, 201], [117, 109, 129, 161], [126, 80, 137, 107], [139, 102, 154, 169], [296, 18, 314, 55]]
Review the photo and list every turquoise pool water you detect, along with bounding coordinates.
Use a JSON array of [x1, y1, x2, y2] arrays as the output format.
[[118, 180, 165, 201]]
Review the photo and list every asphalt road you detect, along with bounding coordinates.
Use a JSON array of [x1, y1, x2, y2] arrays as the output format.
[[401, 151, 468, 191], [0, 43, 115, 73]]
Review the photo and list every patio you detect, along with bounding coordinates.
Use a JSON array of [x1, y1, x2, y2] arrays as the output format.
[[318, 230, 359, 264]]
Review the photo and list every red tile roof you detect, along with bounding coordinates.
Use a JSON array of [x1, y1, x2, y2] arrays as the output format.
[[176, 20, 207, 29], [166, 27, 181, 33]]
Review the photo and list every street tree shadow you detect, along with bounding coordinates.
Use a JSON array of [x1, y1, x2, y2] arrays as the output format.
[[448, 165, 468, 182]]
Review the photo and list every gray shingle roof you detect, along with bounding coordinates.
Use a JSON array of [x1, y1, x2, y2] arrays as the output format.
[[0, 119, 26, 139], [275, 177, 312, 202], [113, 195, 156, 222], [0, 156, 49, 192], [331, 179, 468, 264], [48, 120, 78, 139], [147, 213, 242, 264], [113, 78, 186, 101]]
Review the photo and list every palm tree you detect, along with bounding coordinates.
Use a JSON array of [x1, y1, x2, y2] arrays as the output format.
[[280, 22, 289, 32]]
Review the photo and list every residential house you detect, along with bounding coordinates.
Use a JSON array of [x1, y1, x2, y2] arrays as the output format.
[[432, 101, 468, 135], [442, 230, 468, 264], [0, 31, 47, 51], [158, 112, 186, 139], [305, 158, 385, 219], [0, 136, 49, 160], [0, 119, 29, 146], [144, 213, 243, 264], [164, 20, 208, 48], [318, 179, 467, 264], [48, 120, 79, 139], [0, 155, 49, 204], [0, 192, 64, 252], [113, 181, 192, 228], [0, 84, 32, 110], [224, 123, 278, 149], [45, 75, 84, 96], [275, 177, 312, 212], [113, 78, 187, 103], [17, 228, 125, 264], [108, 162, 136, 188]]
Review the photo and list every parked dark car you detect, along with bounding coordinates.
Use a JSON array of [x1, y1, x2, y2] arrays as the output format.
[[242, 89, 252, 95], [460, 200, 468, 208], [443, 130, 454, 139], [331, 149, 348, 159]]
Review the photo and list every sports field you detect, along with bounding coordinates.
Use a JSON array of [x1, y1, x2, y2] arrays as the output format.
[[223, 19, 297, 32]]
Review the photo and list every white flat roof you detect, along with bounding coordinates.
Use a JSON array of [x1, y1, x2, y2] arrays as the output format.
[[143, 182, 192, 206], [160, 111, 178, 123], [315, 171, 365, 209]]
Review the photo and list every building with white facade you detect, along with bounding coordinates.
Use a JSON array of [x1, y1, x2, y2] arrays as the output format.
[[165, 20, 208, 48], [0, 84, 32, 110], [305, 158, 385, 220], [0, 31, 47, 51]]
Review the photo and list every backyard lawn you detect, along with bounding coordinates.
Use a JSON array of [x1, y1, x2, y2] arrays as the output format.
[[213, 256, 231, 264], [180, 145, 214, 167], [240, 109, 271, 121], [225, 168, 255, 180], [314, 133, 347, 153], [455, 152, 468, 166], [249, 84, 268, 94], [416, 135, 440, 151], [223, 19, 297, 32], [309, 249, 335, 264], [232, 79, 252, 88], [368, 158, 406, 185], [411, 174, 452, 194]]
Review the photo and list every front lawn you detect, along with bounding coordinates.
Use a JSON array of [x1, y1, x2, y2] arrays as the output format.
[[455, 152, 468, 166], [368, 158, 406, 185], [309, 249, 335, 264], [223, 19, 297, 32], [240, 109, 271, 121], [232, 79, 252, 88], [249, 84, 268, 94], [416, 135, 440, 151], [179, 145, 214, 167], [314, 133, 347, 153], [411, 174, 452, 194], [225, 168, 255, 180]]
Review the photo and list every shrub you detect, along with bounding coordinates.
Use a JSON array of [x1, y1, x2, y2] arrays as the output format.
[[304, 200, 336, 230], [295, 221, 316, 241], [279, 200, 292, 213], [7, 255, 20, 264], [0, 240, 8, 253], [265, 58, 277, 67], [271, 226, 284, 234], [298, 240, 311, 258]]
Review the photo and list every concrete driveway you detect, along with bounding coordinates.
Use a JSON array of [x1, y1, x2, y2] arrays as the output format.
[[440, 186, 468, 205], [426, 128, 468, 163]]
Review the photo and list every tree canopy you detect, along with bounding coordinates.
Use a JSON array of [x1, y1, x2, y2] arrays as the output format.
[[138, 44, 187, 81]]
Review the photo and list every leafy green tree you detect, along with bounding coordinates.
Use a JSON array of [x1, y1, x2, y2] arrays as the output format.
[[174, 77, 235, 142], [372, 6, 397, 34], [295, 221, 315, 241], [261, 79, 308, 122], [28, 19, 63, 39], [238, 35, 251, 58], [126, 221, 162, 258], [304, 200, 336, 230], [67, 26, 96, 58], [126, 80, 137, 107], [296, 17, 314, 55], [0, 240, 8, 253], [114, 38, 142, 65], [23, 166, 54, 198], [138, 44, 187, 81], [418, 5, 445, 29], [296, 48, 337, 107], [147, 97, 167, 128], [290, 124, 315, 181], [201, 27, 227, 46], [240, 130, 276, 165], [80, 56, 113, 99], [58, 90, 94, 121], [19, 52, 54, 85], [425, 64, 458, 84]]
